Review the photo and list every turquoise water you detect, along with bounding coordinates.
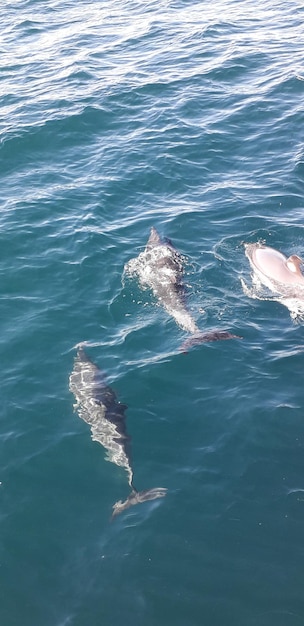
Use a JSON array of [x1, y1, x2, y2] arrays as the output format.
[[1, 1, 304, 624]]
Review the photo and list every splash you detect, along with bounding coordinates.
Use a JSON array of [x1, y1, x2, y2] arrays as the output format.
[[241, 276, 304, 321]]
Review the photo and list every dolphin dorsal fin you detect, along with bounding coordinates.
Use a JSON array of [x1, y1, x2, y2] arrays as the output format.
[[146, 227, 161, 248], [286, 255, 303, 275]]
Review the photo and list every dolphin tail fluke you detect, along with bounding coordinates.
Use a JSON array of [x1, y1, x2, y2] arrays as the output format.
[[111, 487, 167, 519], [180, 330, 242, 353]]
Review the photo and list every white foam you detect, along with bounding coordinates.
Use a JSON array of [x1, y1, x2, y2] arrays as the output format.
[[241, 277, 304, 321]]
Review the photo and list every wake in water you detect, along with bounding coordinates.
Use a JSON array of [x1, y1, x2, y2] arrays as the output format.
[[241, 276, 304, 321], [124, 227, 240, 350], [69, 344, 167, 518], [242, 242, 304, 321]]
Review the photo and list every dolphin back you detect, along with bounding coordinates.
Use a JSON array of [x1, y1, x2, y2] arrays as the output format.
[[69, 345, 134, 486], [112, 487, 167, 519], [180, 330, 242, 352]]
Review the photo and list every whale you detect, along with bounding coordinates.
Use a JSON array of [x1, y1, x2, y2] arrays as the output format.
[[245, 243, 304, 297], [69, 345, 167, 518], [124, 227, 240, 349]]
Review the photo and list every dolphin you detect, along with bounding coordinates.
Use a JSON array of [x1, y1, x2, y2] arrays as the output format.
[[69, 345, 167, 518], [124, 227, 240, 349], [245, 243, 304, 297]]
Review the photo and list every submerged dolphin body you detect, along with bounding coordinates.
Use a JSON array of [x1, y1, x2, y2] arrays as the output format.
[[125, 227, 239, 349], [69, 345, 167, 518]]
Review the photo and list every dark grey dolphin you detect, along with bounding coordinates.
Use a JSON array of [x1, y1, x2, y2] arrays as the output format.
[[69, 345, 167, 518], [125, 227, 240, 349]]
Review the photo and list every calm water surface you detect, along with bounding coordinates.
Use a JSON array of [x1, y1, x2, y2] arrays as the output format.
[[1, 1, 304, 624]]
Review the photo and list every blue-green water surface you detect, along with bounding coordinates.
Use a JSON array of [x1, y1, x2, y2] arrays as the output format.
[[1, 1, 304, 624]]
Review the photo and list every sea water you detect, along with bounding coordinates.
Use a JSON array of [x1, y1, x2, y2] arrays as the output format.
[[1, 1, 304, 624]]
